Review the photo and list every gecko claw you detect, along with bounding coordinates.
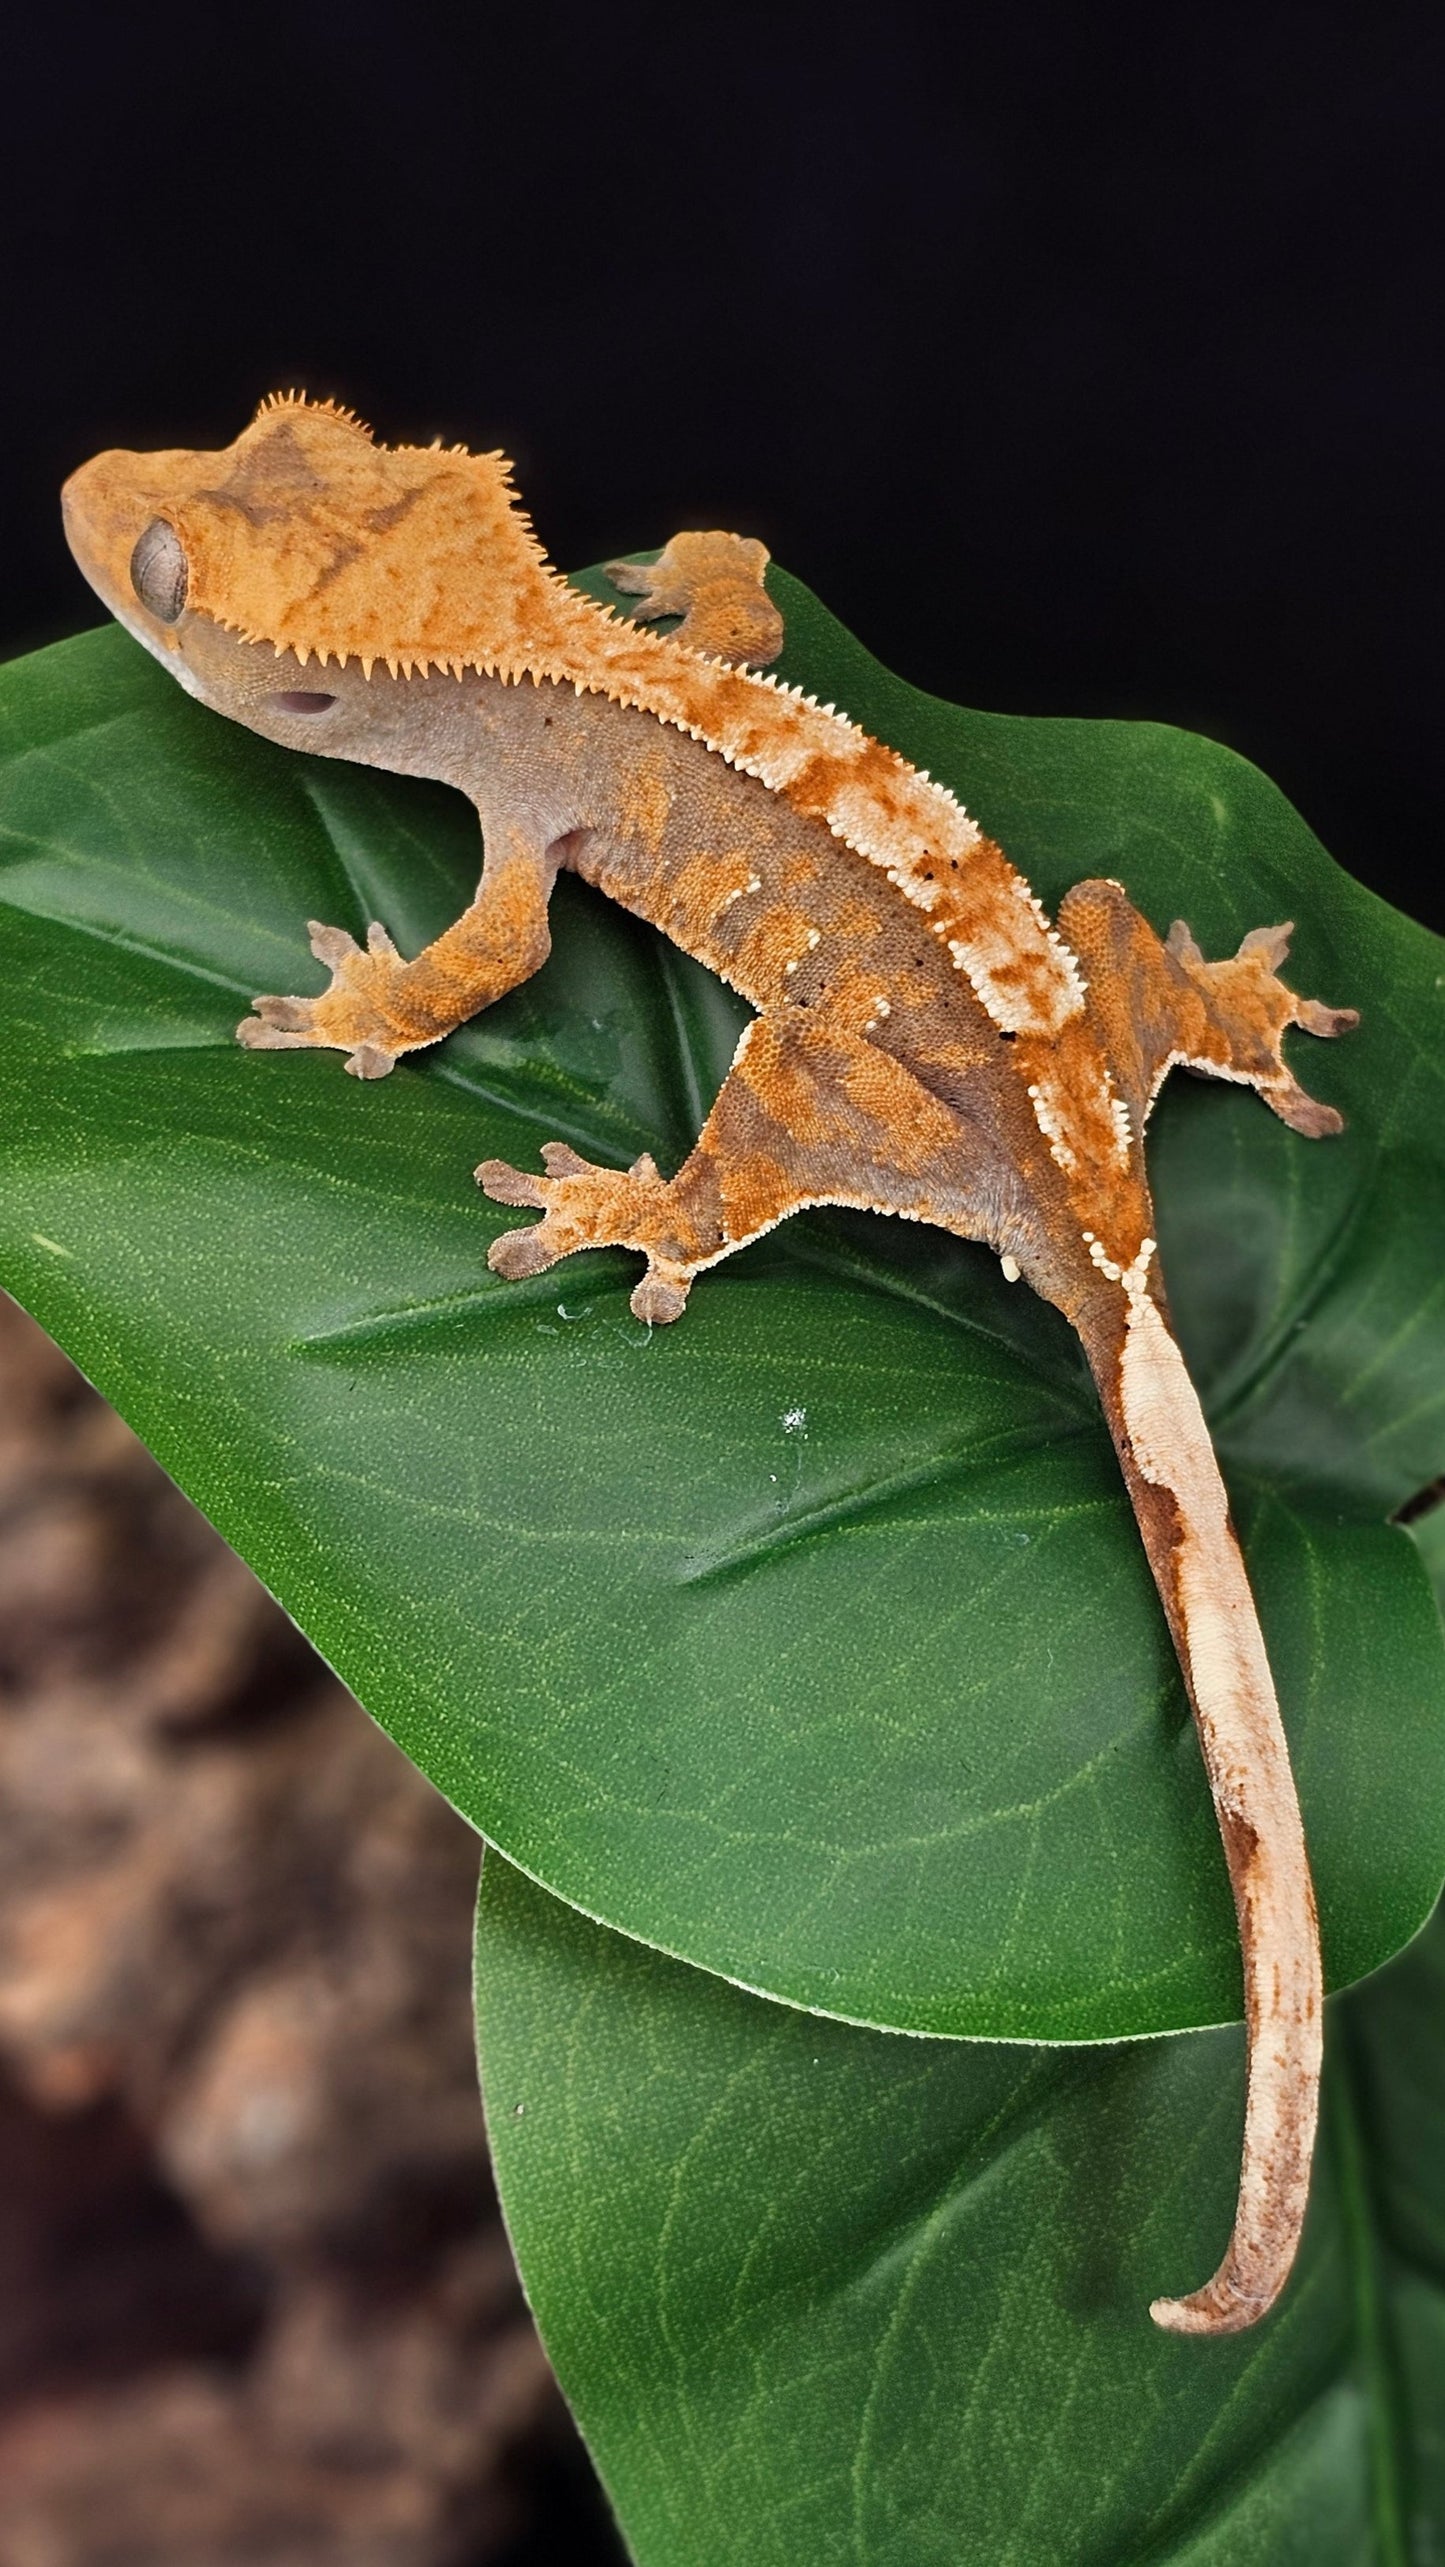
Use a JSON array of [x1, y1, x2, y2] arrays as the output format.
[[344, 1042, 396, 1080], [367, 922, 400, 960]]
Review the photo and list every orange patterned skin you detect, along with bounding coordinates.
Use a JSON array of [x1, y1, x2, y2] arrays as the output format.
[[62, 395, 1359, 2337]]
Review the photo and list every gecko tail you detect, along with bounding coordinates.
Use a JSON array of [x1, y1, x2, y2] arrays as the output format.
[[1083, 1280, 1323, 2338], [1148, 2030, 1321, 2335], [1148, 1860, 1321, 2336]]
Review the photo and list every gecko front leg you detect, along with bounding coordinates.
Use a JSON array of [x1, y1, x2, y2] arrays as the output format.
[[238, 823, 556, 1077], [607, 530, 785, 669]]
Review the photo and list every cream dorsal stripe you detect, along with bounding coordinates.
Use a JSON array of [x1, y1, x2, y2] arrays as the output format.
[[520, 585, 1088, 1040]]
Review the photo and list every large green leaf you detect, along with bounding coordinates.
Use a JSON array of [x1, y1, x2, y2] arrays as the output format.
[[1, 583, 1442, 2040], [476, 1847, 1445, 2567]]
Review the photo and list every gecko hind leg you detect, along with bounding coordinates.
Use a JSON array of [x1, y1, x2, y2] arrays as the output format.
[[478, 1007, 975, 1323]]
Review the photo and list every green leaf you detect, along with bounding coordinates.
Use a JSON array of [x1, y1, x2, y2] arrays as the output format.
[[476, 1850, 1445, 2567], [1, 586, 1443, 2041]]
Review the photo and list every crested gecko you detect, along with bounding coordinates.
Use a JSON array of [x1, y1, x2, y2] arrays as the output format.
[[61, 394, 1359, 2337]]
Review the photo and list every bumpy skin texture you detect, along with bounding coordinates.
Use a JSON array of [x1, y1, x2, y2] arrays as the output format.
[[62, 395, 1360, 2337]]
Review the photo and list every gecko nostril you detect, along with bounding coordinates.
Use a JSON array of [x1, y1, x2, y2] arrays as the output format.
[[269, 692, 338, 716]]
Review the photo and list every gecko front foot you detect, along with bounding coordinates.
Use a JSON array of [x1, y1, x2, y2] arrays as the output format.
[[607, 531, 784, 669], [238, 922, 421, 1079], [477, 1144, 695, 1322]]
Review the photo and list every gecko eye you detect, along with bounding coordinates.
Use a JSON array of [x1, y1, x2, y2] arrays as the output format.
[[129, 520, 189, 623]]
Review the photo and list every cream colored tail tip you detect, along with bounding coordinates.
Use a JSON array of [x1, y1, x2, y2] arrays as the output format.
[[1149, 2280, 1274, 2337]]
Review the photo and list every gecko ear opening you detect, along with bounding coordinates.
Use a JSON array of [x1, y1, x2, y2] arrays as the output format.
[[130, 521, 189, 624]]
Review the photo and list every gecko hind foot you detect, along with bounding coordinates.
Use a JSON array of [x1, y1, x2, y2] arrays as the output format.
[[477, 1144, 696, 1322]]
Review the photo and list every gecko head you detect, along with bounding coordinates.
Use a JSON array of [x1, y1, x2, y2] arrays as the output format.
[[61, 393, 552, 725]]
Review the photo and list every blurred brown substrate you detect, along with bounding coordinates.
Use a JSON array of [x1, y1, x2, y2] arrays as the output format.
[[0, 1294, 622, 2566]]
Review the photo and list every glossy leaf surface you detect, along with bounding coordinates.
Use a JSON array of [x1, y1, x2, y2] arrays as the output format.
[[477, 1845, 1445, 2567], [1, 585, 1442, 2038]]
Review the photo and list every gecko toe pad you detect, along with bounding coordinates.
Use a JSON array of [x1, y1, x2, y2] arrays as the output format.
[[236, 1015, 313, 1051], [631, 1271, 690, 1324], [487, 1227, 557, 1280]]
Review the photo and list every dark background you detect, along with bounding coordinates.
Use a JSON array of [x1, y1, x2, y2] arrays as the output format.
[[0, 8, 1440, 2560], [3, 3, 1442, 935]]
